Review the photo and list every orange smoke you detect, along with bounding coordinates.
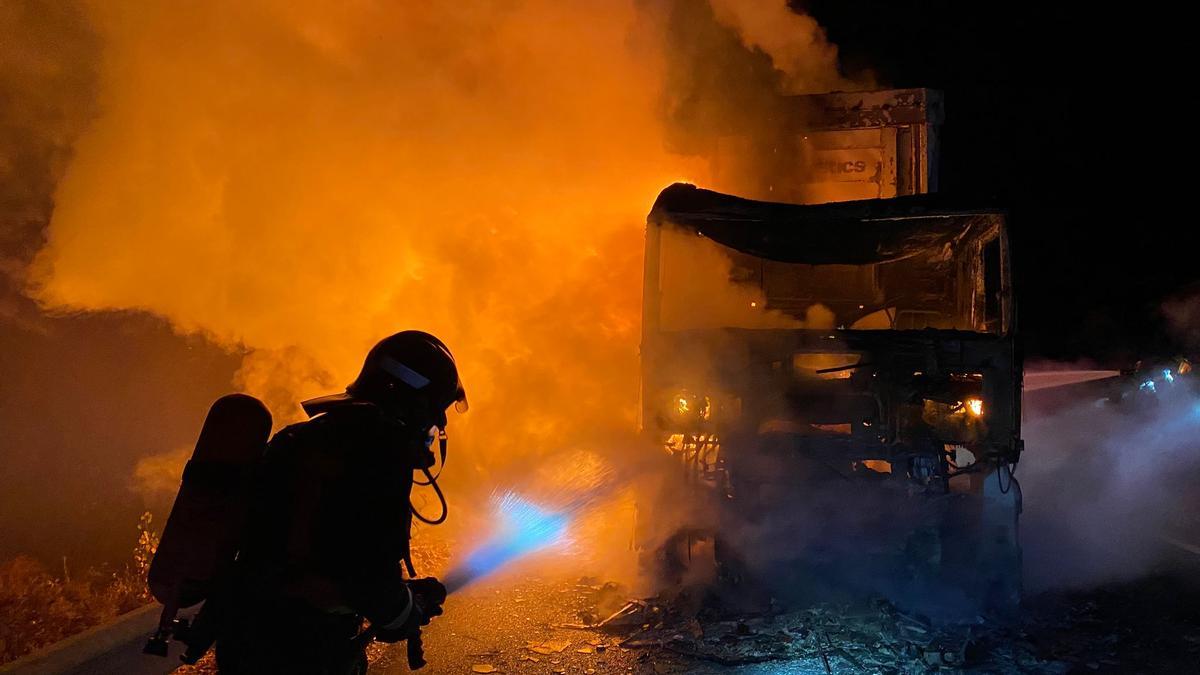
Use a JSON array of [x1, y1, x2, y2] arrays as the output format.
[[28, 0, 857, 491]]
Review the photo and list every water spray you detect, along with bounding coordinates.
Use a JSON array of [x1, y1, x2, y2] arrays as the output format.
[[363, 489, 581, 669], [441, 447, 632, 592], [442, 490, 572, 592], [371, 447, 632, 668]]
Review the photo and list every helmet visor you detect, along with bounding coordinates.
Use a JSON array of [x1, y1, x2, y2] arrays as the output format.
[[454, 384, 468, 413]]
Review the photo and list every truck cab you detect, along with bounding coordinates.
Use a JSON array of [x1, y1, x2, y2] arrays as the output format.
[[639, 89, 1023, 610]]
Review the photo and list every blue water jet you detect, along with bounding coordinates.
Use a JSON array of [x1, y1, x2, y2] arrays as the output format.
[[443, 491, 570, 592]]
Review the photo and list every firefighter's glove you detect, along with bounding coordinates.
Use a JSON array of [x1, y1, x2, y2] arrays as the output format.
[[408, 577, 447, 625], [373, 577, 447, 643]]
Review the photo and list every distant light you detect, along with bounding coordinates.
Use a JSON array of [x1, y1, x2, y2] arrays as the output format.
[[750, 301, 757, 308], [1140, 380, 1157, 393], [1164, 369, 1175, 383]]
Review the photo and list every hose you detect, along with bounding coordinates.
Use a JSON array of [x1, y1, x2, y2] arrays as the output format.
[[996, 460, 1016, 494], [411, 466, 448, 525]]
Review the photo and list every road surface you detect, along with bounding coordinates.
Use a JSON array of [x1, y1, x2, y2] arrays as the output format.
[[365, 565, 832, 675]]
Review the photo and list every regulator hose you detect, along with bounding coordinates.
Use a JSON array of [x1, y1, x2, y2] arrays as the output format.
[[411, 466, 448, 525]]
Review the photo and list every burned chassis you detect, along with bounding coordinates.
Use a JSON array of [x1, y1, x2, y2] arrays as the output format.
[[639, 184, 1024, 609]]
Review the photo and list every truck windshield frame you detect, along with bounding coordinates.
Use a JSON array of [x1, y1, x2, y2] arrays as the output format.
[[643, 184, 1013, 338], [655, 222, 1006, 334]]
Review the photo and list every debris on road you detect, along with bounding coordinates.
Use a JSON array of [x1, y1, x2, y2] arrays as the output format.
[[597, 593, 1073, 673], [527, 638, 572, 655]]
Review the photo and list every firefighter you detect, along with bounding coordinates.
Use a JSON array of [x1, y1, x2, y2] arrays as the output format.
[[214, 331, 466, 674]]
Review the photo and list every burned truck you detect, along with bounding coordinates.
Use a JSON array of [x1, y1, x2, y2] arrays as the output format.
[[638, 90, 1023, 609]]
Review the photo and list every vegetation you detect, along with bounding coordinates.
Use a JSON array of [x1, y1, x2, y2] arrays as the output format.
[[0, 512, 158, 665], [0, 512, 450, 667]]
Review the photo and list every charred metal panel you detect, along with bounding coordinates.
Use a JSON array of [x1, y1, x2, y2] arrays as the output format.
[[711, 88, 942, 203], [786, 89, 945, 129]]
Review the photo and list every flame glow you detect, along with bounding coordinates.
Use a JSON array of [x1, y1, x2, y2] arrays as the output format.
[[31, 0, 705, 467], [965, 398, 984, 417], [22, 0, 861, 572]]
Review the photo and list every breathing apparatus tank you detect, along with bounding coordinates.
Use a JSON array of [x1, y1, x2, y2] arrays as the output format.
[[144, 393, 272, 659]]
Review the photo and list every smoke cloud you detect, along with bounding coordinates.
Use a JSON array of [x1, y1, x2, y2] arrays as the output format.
[[7, 0, 861, 579], [657, 225, 829, 330], [1021, 365, 1200, 591], [709, 0, 860, 95], [28, 0, 688, 494], [1, 1, 250, 566], [647, 0, 873, 202], [0, 0, 97, 320]]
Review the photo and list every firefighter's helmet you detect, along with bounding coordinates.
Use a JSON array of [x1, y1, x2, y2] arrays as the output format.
[[302, 331, 467, 426]]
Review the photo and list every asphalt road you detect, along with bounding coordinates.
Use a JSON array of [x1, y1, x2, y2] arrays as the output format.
[[364, 564, 833, 675], [13, 533, 1200, 674], [367, 565, 668, 675]]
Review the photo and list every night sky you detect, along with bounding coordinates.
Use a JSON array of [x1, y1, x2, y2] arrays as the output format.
[[804, 1, 1182, 364]]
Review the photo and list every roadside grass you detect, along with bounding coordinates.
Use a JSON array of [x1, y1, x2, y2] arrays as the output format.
[[0, 512, 158, 666]]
